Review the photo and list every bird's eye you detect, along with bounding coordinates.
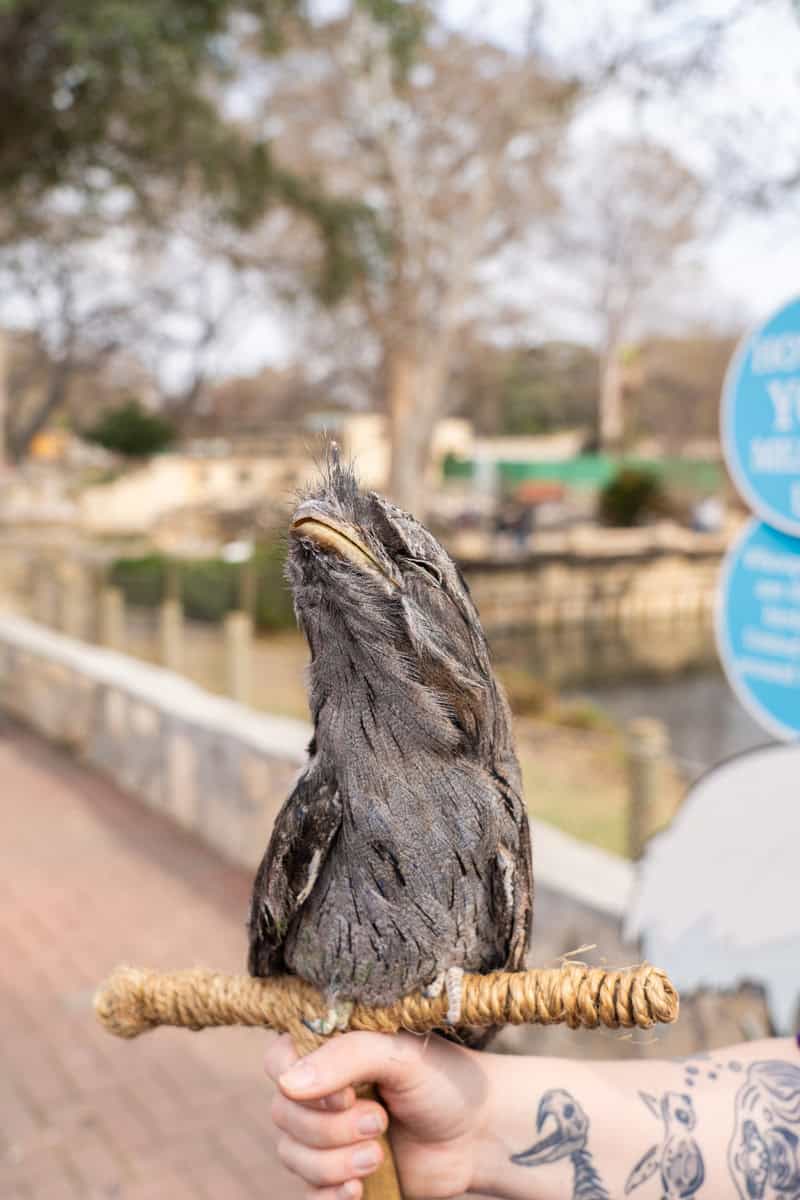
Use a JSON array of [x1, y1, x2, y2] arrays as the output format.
[[400, 557, 443, 586], [564, 1104, 575, 1118]]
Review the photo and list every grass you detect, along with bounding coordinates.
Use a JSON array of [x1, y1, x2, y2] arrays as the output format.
[[518, 725, 630, 856]]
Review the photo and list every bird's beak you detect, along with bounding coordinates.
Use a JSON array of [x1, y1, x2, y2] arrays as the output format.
[[290, 501, 397, 586], [509, 1101, 562, 1167]]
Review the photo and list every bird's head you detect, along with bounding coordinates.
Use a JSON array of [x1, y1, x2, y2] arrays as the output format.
[[286, 450, 516, 770], [662, 1092, 696, 1133], [510, 1089, 589, 1166]]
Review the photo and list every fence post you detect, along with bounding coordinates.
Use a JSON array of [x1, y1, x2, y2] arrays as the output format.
[[626, 717, 670, 860], [99, 586, 125, 651], [60, 560, 87, 640], [159, 598, 183, 673], [32, 562, 57, 626], [224, 611, 252, 706], [239, 557, 258, 621]]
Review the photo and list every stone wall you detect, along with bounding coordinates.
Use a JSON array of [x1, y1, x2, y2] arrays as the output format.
[[464, 549, 721, 634], [0, 613, 308, 872]]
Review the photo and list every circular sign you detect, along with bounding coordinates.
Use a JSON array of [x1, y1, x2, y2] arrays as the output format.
[[722, 295, 800, 537], [716, 519, 800, 741]]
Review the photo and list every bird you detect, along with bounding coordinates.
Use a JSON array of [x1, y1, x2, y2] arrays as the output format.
[[625, 1091, 705, 1199], [510, 1089, 610, 1199], [247, 448, 532, 1044]]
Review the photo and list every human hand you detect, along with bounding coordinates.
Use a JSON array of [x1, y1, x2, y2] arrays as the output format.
[[265, 1030, 492, 1199]]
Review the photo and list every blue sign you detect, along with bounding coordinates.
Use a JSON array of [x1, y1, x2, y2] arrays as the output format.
[[716, 519, 800, 740], [722, 296, 800, 537]]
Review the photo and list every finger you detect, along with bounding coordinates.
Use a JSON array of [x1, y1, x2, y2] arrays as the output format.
[[304, 1089, 357, 1114], [265, 1036, 355, 1112], [276, 1134, 383, 1188], [278, 1031, 424, 1102], [272, 1092, 387, 1149], [308, 1183, 362, 1200], [265, 1033, 299, 1083]]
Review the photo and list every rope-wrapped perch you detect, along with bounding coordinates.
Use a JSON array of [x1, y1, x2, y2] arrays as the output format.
[[95, 962, 678, 1040], [95, 963, 678, 1200]]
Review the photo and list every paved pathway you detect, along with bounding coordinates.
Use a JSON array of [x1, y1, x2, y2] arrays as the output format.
[[0, 722, 305, 1199]]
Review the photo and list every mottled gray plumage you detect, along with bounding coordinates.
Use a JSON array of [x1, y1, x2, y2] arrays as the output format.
[[247, 453, 532, 1042]]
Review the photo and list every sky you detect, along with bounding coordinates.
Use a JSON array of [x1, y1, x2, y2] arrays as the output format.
[[4, 0, 799, 391], [209, 0, 800, 384], [445, 0, 800, 323]]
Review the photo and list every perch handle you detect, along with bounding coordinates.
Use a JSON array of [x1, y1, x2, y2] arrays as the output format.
[[291, 1019, 402, 1200]]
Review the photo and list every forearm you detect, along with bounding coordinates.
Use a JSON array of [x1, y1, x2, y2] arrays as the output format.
[[470, 1038, 799, 1199]]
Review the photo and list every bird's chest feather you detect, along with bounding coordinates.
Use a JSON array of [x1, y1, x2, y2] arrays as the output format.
[[284, 781, 506, 1004]]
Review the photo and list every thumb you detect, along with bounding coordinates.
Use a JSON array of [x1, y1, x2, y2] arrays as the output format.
[[278, 1031, 427, 1102]]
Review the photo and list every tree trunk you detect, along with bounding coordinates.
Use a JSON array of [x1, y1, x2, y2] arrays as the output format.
[[0, 329, 7, 470], [7, 359, 71, 462], [598, 347, 624, 451], [385, 347, 444, 516]]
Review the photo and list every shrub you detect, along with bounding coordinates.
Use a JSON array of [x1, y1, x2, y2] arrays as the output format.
[[108, 554, 165, 606], [84, 399, 175, 458], [180, 558, 239, 623], [253, 541, 295, 631], [108, 540, 296, 632], [598, 466, 665, 527]]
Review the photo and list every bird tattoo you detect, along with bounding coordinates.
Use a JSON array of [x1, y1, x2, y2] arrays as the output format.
[[247, 450, 532, 1043], [511, 1089, 610, 1199], [625, 1091, 705, 1199]]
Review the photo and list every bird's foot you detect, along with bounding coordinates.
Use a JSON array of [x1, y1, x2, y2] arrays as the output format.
[[444, 967, 464, 1027], [423, 968, 464, 1025], [423, 973, 445, 999], [304, 1000, 354, 1037]]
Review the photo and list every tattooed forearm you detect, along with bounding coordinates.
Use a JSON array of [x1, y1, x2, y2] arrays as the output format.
[[675, 1055, 743, 1089], [626, 1090, 705, 1197], [509, 1089, 610, 1199], [729, 1060, 800, 1199]]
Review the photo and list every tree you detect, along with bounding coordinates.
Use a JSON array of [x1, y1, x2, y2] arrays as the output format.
[[0, 2, 302, 226], [451, 339, 599, 437], [554, 139, 702, 450], [233, 8, 577, 510], [84, 399, 175, 458], [0, 223, 140, 460], [628, 330, 739, 450], [0, 1, 410, 465]]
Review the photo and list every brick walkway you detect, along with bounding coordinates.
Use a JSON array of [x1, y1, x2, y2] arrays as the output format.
[[0, 721, 305, 1200]]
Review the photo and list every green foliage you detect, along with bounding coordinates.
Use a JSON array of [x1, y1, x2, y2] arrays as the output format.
[[109, 554, 165, 608], [272, 168, 389, 304], [179, 558, 240, 622], [357, 0, 429, 77], [84, 400, 175, 458], [0, 1, 237, 196], [0, 0, 390, 304], [455, 340, 598, 437], [501, 344, 598, 435], [109, 542, 295, 631], [598, 466, 665, 527], [251, 542, 293, 630]]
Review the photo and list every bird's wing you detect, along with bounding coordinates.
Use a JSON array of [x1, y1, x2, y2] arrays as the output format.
[[624, 1145, 659, 1194], [492, 799, 533, 972], [247, 771, 342, 976]]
